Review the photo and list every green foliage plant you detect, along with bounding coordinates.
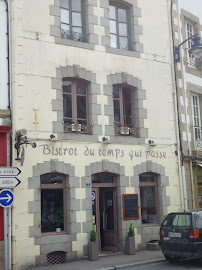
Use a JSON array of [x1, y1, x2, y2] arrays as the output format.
[[54, 210, 64, 228], [127, 222, 135, 237], [90, 229, 96, 242]]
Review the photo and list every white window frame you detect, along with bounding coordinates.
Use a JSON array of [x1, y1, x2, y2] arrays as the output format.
[[184, 21, 196, 68], [191, 94, 202, 149]]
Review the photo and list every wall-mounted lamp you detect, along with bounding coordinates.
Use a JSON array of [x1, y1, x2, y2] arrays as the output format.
[[50, 134, 56, 140], [15, 129, 37, 161], [102, 137, 111, 144], [175, 33, 202, 62], [148, 140, 156, 147]]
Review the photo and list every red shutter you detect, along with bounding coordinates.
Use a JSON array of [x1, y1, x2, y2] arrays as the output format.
[[0, 126, 10, 241]]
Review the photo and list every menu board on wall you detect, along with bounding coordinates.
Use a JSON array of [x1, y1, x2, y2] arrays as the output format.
[[122, 194, 139, 220]]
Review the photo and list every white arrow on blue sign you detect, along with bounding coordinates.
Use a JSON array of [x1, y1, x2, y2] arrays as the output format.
[[0, 189, 14, 208]]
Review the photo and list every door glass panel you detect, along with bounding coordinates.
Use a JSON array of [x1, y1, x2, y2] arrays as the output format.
[[113, 87, 119, 98], [105, 191, 114, 230], [92, 190, 97, 231], [63, 81, 72, 93], [76, 82, 86, 94]]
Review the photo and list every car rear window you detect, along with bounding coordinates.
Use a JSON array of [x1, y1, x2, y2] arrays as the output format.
[[162, 213, 191, 227]]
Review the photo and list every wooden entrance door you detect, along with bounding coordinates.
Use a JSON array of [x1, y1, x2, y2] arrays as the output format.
[[92, 186, 118, 252]]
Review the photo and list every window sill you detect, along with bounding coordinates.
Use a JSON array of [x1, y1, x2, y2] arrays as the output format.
[[106, 47, 140, 58], [55, 37, 95, 50], [41, 231, 67, 237]]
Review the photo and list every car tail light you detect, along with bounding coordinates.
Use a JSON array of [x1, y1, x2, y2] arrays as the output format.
[[159, 228, 164, 238], [189, 229, 194, 239]]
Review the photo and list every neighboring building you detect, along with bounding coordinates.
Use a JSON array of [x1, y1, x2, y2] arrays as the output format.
[[0, 0, 11, 269], [172, 0, 202, 210], [2, 0, 188, 269]]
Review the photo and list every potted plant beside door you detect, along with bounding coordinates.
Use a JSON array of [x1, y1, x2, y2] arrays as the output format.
[[88, 229, 98, 261], [126, 222, 135, 255]]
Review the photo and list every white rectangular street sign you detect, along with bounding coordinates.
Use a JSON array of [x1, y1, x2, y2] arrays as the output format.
[[0, 178, 21, 188], [0, 167, 21, 177]]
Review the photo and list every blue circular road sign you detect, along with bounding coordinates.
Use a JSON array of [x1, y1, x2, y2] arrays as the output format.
[[0, 189, 14, 208]]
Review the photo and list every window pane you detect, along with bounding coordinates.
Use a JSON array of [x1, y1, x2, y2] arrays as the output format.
[[114, 100, 120, 123], [72, 0, 82, 12], [113, 87, 119, 98], [63, 81, 72, 93], [140, 187, 157, 224], [41, 174, 63, 185], [123, 88, 132, 127], [119, 37, 128, 50], [92, 173, 114, 183], [61, 0, 69, 9], [110, 20, 117, 34], [118, 8, 127, 22], [110, 34, 117, 48], [119, 23, 127, 36], [72, 12, 82, 27], [61, 9, 69, 24], [109, 5, 116, 19], [72, 27, 82, 34], [41, 189, 64, 233], [63, 94, 72, 118], [76, 82, 86, 94], [162, 214, 191, 227], [77, 96, 86, 119]]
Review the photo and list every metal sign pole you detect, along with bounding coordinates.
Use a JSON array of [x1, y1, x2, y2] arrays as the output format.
[[8, 206, 11, 270], [4, 207, 8, 270]]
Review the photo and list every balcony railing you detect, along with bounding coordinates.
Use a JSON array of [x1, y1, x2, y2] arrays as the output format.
[[114, 126, 138, 137], [64, 123, 91, 134]]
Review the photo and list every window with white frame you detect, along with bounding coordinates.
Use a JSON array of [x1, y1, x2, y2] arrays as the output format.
[[191, 94, 202, 148], [61, 0, 86, 42], [184, 21, 196, 67], [109, 3, 130, 50]]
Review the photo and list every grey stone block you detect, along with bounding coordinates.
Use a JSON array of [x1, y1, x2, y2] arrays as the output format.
[[41, 243, 68, 255], [103, 85, 113, 96], [50, 5, 60, 16], [85, 166, 92, 177], [89, 34, 99, 45], [69, 166, 75, 176], [65, 251, 77, 262], [92, 104, 101, 115], [92, 125, 102, 135], [119, 176, 129, 187], [63, 163, 70, 175], [82, 222, 93, 233], [33, 165, 40, 177], [131, 176, 139, 187], [82, 199, 91, 210], [90, 163, 97, 174], [28, 201, 40, 213], [29, 226, 41, 238], [111, 74, 118, 84], [105, 125, 115, 136], [70, 199, 80, 211], [28, 177, 40, 189], [104, 105, 114, 116], [36, 255, 47, 266], [50, 25, 60, 37], [113, 163, 120, 174], [70, 222, 81, 234], [102, 160, 109, 172], [51, 78, 62, 90], [91, 83, 101, 94]]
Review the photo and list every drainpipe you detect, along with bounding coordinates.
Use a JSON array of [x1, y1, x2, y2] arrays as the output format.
[[2, 1, 12, 270], [170, 0, 188, 210]]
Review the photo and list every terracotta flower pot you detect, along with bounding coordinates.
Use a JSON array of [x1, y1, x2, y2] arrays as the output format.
[[88, 241, 98, 261], [125, 237, 135, 255]]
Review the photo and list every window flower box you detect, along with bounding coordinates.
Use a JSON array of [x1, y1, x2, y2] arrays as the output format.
[[70, 122, 81, 132], [120, 125, 130, 135]]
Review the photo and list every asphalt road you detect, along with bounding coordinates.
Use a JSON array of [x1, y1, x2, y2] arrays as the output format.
[[126, 258, 202, 269]]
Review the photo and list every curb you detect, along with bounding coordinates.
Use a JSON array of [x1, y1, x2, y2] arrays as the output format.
[[113, 258, 165, 269]]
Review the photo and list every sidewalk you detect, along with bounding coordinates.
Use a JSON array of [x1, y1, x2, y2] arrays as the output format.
[[26, 250, 165, 270]]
